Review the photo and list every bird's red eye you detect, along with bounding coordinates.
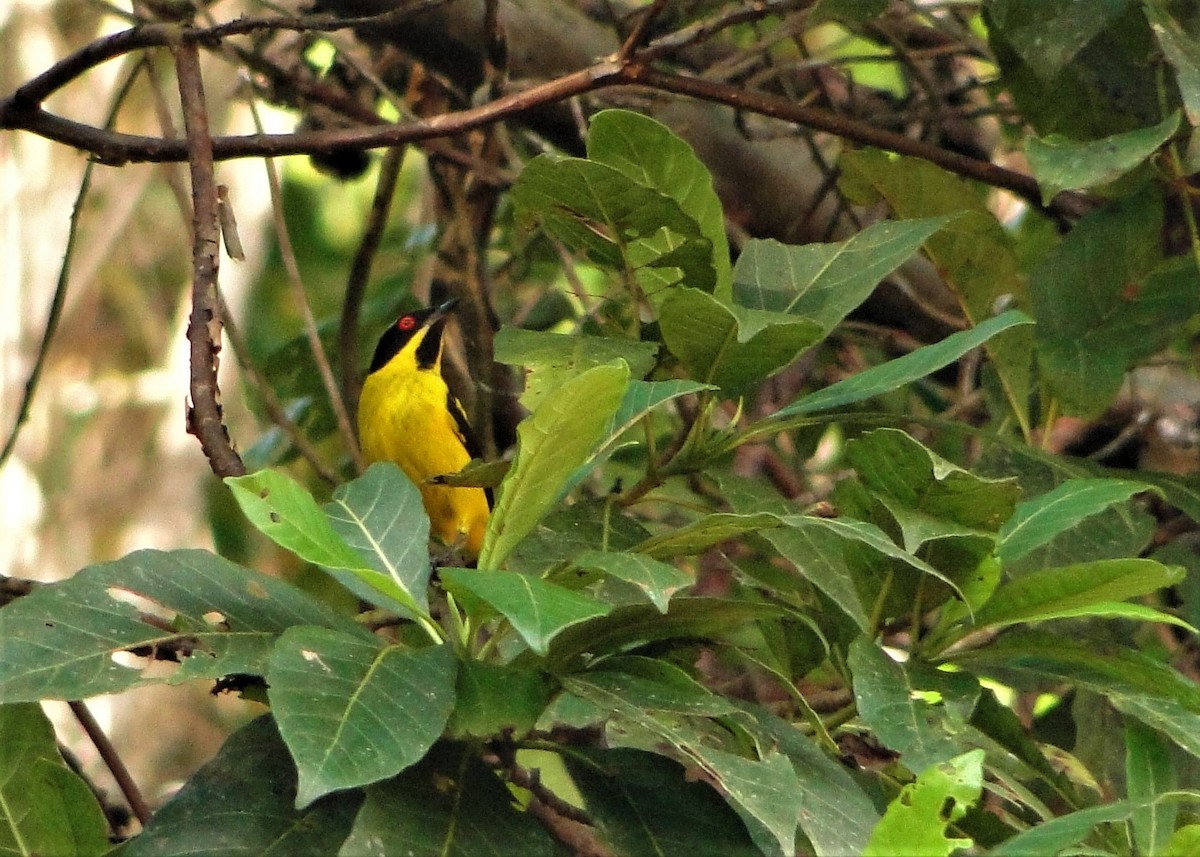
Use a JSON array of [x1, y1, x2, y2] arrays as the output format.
[[397, 316, 417, 331]]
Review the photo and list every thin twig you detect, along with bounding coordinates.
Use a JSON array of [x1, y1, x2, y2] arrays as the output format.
[[175, 41, 244, 477], [617, 0, 670, 62], [247, 100, 363, 471], [0, 59, 145, 469], [339, 145, 406, 434], [68, 700, 151, 827]]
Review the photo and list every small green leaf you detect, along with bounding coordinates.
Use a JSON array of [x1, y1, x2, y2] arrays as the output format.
[[227, 467, 430, 618], [568, 657, 739, 717], [440, 569, 611, 656], [481, 362, 629, 568], [573, 550, 692, 612], [267, 630, 457, 807], [1145, 3, 1200, 125], [863, 750, 984, 857], [0, 703, 107, 857], [0, 549, 365, 701], [999, 478, 1154, 564], [973, 558, 1184, 629], [120, 716, 361, 857], [990, 800, 1139, 856], [1027, 113, 1180, 203], [339, 741, 557, 857]]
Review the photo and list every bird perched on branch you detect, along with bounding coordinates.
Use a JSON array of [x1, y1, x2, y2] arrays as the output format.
[[357, 298, 490, 557]]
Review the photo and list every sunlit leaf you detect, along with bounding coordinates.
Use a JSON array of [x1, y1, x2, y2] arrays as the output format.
[[863, 751, 984, 856]]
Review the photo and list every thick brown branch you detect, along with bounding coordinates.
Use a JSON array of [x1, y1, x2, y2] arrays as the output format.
[[174, 41, 244, 477]]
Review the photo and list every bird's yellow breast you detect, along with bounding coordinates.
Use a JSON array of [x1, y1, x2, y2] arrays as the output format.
[[357, 356, 489, 556]]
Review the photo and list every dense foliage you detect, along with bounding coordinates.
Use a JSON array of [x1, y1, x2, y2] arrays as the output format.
[[3, 1, 1200, 855]]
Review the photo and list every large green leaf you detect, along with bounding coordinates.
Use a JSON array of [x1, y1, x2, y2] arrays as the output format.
[[1027, 113, 1180, 204], [587, 108, 732, 300], [863, 750, 984, 857], [120, 716, 362, 857], [439, 569, 611, 656], [986, 0, 1130, 82], [566, 748, 761, 857], [1112, 693, 1200, 762], [445, 661, 553, 740], [635, 512, 786, 559], [480, 362, 629, 568], [849, 638, 966, 774], [267, 630, 457, 807], [733, 216, 951, 329], [972, 558, 1184, 630], [0, 549, 366, 701], [567, 657, 739, 718], [511, 154, 715, 295], [839, 149, 1034, 433], [0, 703, 107, 857], [1031, 189, 1200, 416], [998, 478, 1154, 565], [227, 467, 431, 619], [990, 800, 1139, 857], [337, 742, 556, 857]]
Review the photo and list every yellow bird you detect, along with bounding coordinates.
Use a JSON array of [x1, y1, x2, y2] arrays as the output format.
[[357, 298, 490, 557]]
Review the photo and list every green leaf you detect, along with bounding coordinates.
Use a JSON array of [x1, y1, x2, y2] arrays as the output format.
[[1027, 113, 1180, 204], [566, 748, 761, 857], [635, 512, 786, 559], [567, 657, 740, 717], [989, 800, 1139, 856], [1145, 2, 1200, 126], [439, 569, 611, 656], [986, 0, 1130, 82], [445, 661, 553, 740], [734, 216, 951, 327], [839, 149, 1034, 433], [542, 597, 783, 669], [338, 741, 556, 857], [480, 362, 629, 568], [1112, 693, 1200, 763], [863, 750, 984, 857], [999, 478, 1155, 565], [849, 638, 966, 775], [846, 428, 1020, 533], [587, 109, 732, 300], [0, 703, 107, 857], [1126, 719, 1178, 856], [511, 154, 715, 294], [1032, 189, 1200, 416], [973, 558, 1184, 629], [769, 310, 1034, 422], [573, 550, 692, 613], [267, 630, 457, 807], [948, 630, 1200, 713], [494, 327, 659, 413], [119, 716, 361, 857], [227, 467, 431, 619], [1162, 824, 1200, 857], [0, 549, 365, 701], [659, 286, 823, 393]]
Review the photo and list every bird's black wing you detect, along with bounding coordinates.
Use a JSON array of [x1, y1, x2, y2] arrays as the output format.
[[446, 392, 494, 508]]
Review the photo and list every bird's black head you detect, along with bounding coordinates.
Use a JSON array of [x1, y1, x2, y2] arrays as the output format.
[[368, 298, 459, 374]]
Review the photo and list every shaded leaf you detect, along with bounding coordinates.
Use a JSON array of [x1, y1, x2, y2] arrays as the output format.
[[338, 742, 556, 857], [440, 569, 610, 656], [0, 549, 366, 701], [0, 703, 107, 857], [1028, 113, 1180, 204], [636, 512, 786, 559], [120, 716, 361, 857], [267, 629, 457, 807], [1126, 719, 1178, 857], [1146, 2, 1200, 125], [446, 661, 554, 740]]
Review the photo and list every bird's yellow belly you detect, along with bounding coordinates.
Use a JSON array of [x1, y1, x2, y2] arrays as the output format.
[[358, 369, 489, 555]]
